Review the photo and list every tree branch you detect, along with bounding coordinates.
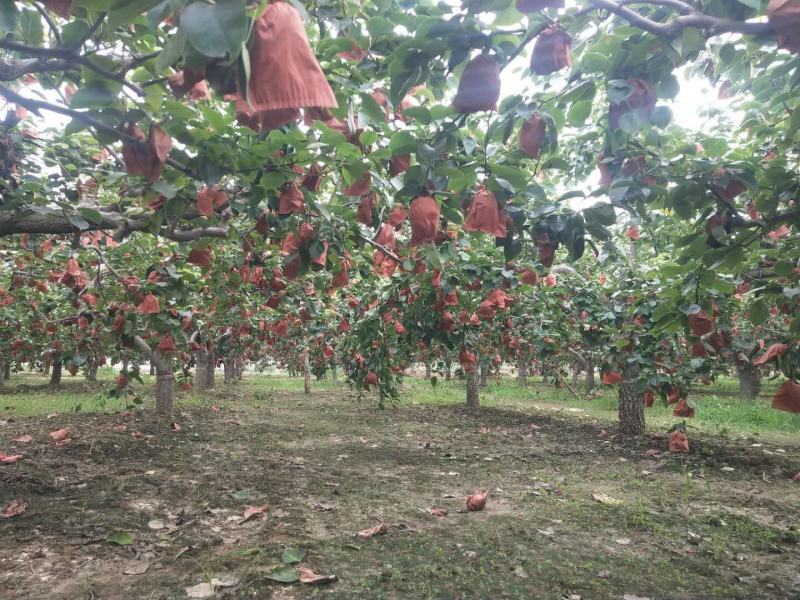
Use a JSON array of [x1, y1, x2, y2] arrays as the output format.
[[132, 335, 169, 371], [0, 38, 142, 95], [587, 0, 773, 38], [122, 51, 161, 73], [164, 227, 229, 242], [0, 83, 195, 177], [619, 0, 694, 14], [362, 232, 402, 263], [33, 2, 63, 46], [0, 58, 72, 81], [0, 209, 228, 242], [72, 12, 107, 51]]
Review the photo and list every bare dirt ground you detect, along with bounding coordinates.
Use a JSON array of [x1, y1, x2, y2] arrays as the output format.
[[1, 381, 799, 599]]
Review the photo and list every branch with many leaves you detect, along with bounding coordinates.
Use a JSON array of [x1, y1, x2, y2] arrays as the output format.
[[586, 0, 774, 38]]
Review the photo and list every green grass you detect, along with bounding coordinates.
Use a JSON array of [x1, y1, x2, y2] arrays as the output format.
[[2, 369, 799, 441]]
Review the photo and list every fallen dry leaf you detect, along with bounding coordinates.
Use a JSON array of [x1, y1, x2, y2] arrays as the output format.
[[1, 500, 27, 518], [466, 491, 488, 511], [615, 537, 631, 545], [597, 570, 611, 578], [356, 522, 388, 539], [170, 421, 181, 432], [623, 595, 650, 600], [298, 567, 337, 585], [210, 405, 220, 412], [49, 428, 70, 441], [513, 565, 528, 579], [592, 492, 622, 506], [147, 519, 165, 530], [46, 412, 58, 419], [54, 438, 71, 447], [111, 424, 127, 431], [185, 582, 213, 599], [122, 561, 149, 575], [13, 435, 32, 443], [642, 449, 660, 457], [0, 453, 23, 464], [132, 431, 145, 439], [185, 577, 239, 598], [238, 504, 267, 524], [426, 507, 447, 517]]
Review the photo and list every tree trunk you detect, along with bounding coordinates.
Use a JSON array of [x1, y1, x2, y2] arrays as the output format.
[[154, 369, 174, 415], [303, 345, 311, 395], [466, 368, 480, 409], [223, 357, 235, 383], [571, 358, 580, 387], [3, 358, 9, 381], [194, 349, 212, 390], [133, 336, 174, 416], [149, 361, 156, 376], [43, 351, 51, 375], [424, 361, 431, 379], [206, 350, 216, 389], [517, 353, 527, 386], [444, 359, 452, 382], [618, 361, 644, 435], [479, 362, 488, 387], [330, 362, 337, 380], [86, 359, 98, 382], [585, 357, 595, 393], [0, 355, 5, 390], [49, 353, 62, 386], [236, 358, 245, 380], [737, 363, 761, 401]]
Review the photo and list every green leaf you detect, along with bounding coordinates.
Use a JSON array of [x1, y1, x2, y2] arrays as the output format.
[[581, 52, 611, 74], [774, 262, 794, 277], [650, 106, 672, 129], [718, 43, 736, 64], [106, 531, 134, 546], [583, 202, 616, 226], [282, 548, 306, 564], [388, 131, 417, 155], [152, 180, 178, 199], [108, 0, 162, 29], [749, 298, 769, 326], [0, 0, 19, 35], [266, 565, 299, 583], [180, 0, 248, 59], [19, 8, 44, 46], [67, 214, 91, 230], [78, 208, 104, 225], [70, 84, 117, 109], [540, 157, 569, 171], [567, 100, 591, 126]]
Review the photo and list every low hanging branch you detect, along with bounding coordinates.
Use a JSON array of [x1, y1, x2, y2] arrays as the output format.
[[586, 0, 775, 38], [0, 208, 229, 241], [0, 82, 195, 178]]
